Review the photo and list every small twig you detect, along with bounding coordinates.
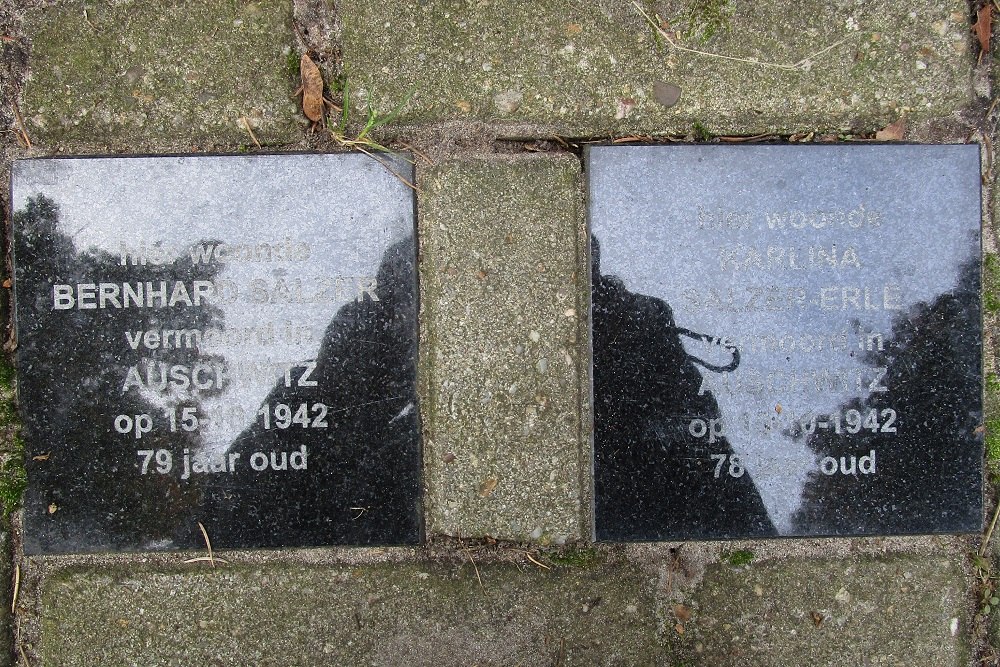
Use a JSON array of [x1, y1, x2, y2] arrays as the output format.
[[522, 551, 552, 570], [664, 552, 681, 595], [322, 95, 342, 114], [988, 96, 1000, 119], [0, 36, 18, 42], [10, 99, 31, 149], [349, 506, 367, 520], [554, 638, 566, 667], [182, 556, 230, 565], [11, 562, 19, 613], [462, 542, 485, 594], [981, 501, 1000, 557], [984, 132, 995, 183], [199, 521, 215, 567], [612, 135, 652, 144], [181, 521, 222, 568], [632, 1, 854, 72], [356, 146, 419, 192], [795, 35, 856, 69], [719, 133, 774, 143], [199, 521, 215, 565], [17, 643, 27, 666], [398, 141, 434, 166], [240, 116, 261, 149]]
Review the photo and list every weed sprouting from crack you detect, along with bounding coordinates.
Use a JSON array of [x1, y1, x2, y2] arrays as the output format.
[[326, 84, 418, 190], [327, 83, 413, 151]]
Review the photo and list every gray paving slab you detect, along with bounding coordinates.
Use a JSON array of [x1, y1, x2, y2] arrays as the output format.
[[419, 154, 590, 543]]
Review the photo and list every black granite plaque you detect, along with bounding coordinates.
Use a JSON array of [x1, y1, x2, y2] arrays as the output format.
[[12, 154, 421, 553], [588, 144, 982, 540]]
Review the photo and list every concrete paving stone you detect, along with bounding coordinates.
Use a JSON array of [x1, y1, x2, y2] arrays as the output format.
[[419, 154, 590, 543], [0, 531, 10, 667], [338, 0, 974, 137], [37, 556, 664, 666], [21, 0, 301, 149], [674, 553, 970, 667]]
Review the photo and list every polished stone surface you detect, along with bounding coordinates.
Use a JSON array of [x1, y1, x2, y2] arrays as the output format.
[[588, 144, 982, 540], [12, 154, 420, 553]]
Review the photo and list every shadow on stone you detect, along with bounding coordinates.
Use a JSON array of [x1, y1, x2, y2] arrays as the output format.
[[792, 258, 982, 534], [198, 236, 421, 548], [15, 195, 220, 552], [591, 235, 775, 540]]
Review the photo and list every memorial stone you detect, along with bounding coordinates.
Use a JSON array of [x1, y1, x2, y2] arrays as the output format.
[[11, 154, 421, 553], [588, 144, 982, 540]]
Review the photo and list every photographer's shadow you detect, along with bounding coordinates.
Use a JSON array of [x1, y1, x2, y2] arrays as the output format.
[[199, 236, 421, 548], [591, 235, 775, 540]]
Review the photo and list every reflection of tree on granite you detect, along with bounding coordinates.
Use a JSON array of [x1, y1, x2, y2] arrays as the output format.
[[14, 195, 224, 552], [792, 260, 982, 535], [199, 236, 420, 548], [591, 236, 775, 540]]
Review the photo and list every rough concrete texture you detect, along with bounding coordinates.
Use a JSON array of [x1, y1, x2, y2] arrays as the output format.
[[420, 154, 590, 543], [21, 0, 301, 149], [0, 532, 10, 667], [674, 553, 969, 666], [35, 555, 664, 666], [339, 0, 973, 138], [983, 138, 1000, 661], [0, 366, 20, 667]]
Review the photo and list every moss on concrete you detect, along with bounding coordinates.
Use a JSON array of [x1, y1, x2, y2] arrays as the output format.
[[674, 554, 968, 666], [419, 154, 589, 544], [724, 549, 754, 567], [338, 0, 973, 137], [22, 0, 301, 149], [985, 253, 1000, 313], [986, 251, 1000, 481], [986, 416, 1000, 466], [546, 546, 602, 567], [671, 0, 735, 43], [0, 364, 24, 521], [39, 558, 665, 665], [0, 353, 15, 667]]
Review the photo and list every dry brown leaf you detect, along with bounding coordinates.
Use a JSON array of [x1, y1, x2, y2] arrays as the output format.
[[673, 604, 692, 622], [478, 477, 499, 497], [875, 117, 905, 141], [674, 623, 685, 635], [976, 4, 993, 54], [810, 611, 824, 627], [32, 453, 50, 461], [300, 53, 324, 122], [1, 279, 10, 289]]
